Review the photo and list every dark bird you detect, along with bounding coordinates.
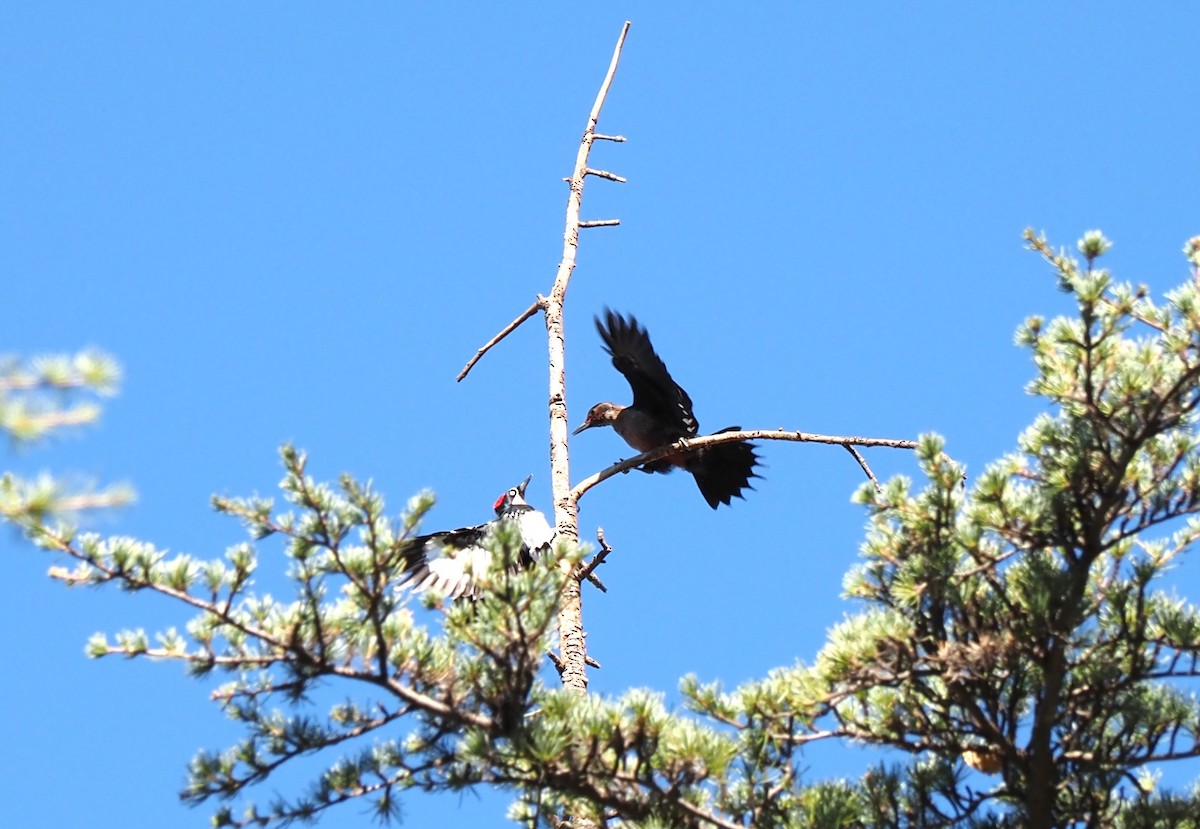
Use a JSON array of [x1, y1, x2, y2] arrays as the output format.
[[573, 309, 761, 509], [398, 476, 554, 600]]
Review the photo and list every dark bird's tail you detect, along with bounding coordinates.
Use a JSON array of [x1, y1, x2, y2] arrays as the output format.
[[686, 427, 761, 509]]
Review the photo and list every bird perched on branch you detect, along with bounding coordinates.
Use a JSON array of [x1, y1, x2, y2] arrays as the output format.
[[573, 309, 761, 509], [398, 475, 554, 600]]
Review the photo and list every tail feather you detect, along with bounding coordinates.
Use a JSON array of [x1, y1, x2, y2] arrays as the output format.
[[687, 428, 762, 509]]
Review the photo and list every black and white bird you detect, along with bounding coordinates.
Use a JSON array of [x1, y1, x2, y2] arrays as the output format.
[[397, 475, 554, 600], [573, 309, 761, 509]]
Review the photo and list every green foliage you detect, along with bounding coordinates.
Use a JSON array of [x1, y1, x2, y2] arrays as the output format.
[[0, 349, 133, 523], [692, 230, 1200, 828], [0, 350, 121, 442], [21, 446, 586, 826], [7, 233, 1200, 827]]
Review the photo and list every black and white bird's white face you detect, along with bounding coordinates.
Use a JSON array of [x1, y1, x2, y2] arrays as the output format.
[[493, 474, 534, 516], [495, 475, 554, 551]]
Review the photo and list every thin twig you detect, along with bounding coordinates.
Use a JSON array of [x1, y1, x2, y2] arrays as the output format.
[[0, 375, 94, 392], [571, 427, 917, 502], [1099, 294, 1166, 332], [674, 798, 746, 829], [457, 298, 544, 381], [579, 219, 621, 228], [577, 527, 612, 592], [593, 134, 626, 142], [584, 168, 627, 183], [844, 444, 880, 491]]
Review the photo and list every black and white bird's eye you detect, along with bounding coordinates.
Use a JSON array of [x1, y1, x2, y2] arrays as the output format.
[[509, 488, 519, 498]]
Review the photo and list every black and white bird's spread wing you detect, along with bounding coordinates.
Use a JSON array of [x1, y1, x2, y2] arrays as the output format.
[[397, 524, 492, 600], [507, 504, 555, 559], [596, 309, 699, 436]]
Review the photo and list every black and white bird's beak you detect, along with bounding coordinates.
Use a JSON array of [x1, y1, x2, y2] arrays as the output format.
[[517, 475, 533, 497]]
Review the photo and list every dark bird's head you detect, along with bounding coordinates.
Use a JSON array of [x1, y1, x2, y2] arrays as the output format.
[[493, 475, 533, 516], [572, 402, 624, 435]]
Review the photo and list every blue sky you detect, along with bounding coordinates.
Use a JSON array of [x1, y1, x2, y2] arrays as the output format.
[[3, 4, 1199, 827]]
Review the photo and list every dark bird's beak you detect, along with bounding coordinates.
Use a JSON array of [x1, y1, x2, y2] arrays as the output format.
[[517, 475, 533, 496], [572, 420, 593, 436]]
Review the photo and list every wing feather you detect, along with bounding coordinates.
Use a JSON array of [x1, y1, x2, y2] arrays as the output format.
[[596, 309, 699, 435], [397, 524, 491, 600]]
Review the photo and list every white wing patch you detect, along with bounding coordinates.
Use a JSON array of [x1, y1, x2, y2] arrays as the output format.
[[404, 544, 493, 600]]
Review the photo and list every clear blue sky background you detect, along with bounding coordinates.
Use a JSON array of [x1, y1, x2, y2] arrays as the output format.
[[4, 4, 1199, 827]]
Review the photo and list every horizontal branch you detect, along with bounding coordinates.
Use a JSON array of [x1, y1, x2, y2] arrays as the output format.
[[570, 428, 918, 502], [593, 133, 626, 142], [765, 727, 844, 747], [584, 168, 626, 183], [579, 219, 620, 228], [40, 526, 494, 731], [0, 374, 94, 393], [675, 797, 745, 829], [15, 406, 101, 431], [97, 644, 282, 667]]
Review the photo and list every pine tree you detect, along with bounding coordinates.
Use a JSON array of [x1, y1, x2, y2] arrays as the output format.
[[7, 231, 1200, 827], [6, 20, 1200, 829]]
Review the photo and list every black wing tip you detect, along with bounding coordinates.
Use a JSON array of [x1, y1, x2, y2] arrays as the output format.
[[596, 306, 636, 328], [595, 307, 646, 354]]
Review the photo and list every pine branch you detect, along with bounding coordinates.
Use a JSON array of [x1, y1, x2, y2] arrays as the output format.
[[35, 511, 496, 731]]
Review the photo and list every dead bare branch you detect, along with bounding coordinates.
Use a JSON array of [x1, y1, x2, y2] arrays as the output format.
[[571, 427, 917, 502], [584, 168, 627, 183], [843, 444, 881, 491], [544, 20, 631, 696], [577, 527, 613, 591], [456, 298, 544, 382]]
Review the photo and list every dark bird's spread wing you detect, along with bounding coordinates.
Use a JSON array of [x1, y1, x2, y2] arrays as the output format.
[[596, 309, 699, 436]]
